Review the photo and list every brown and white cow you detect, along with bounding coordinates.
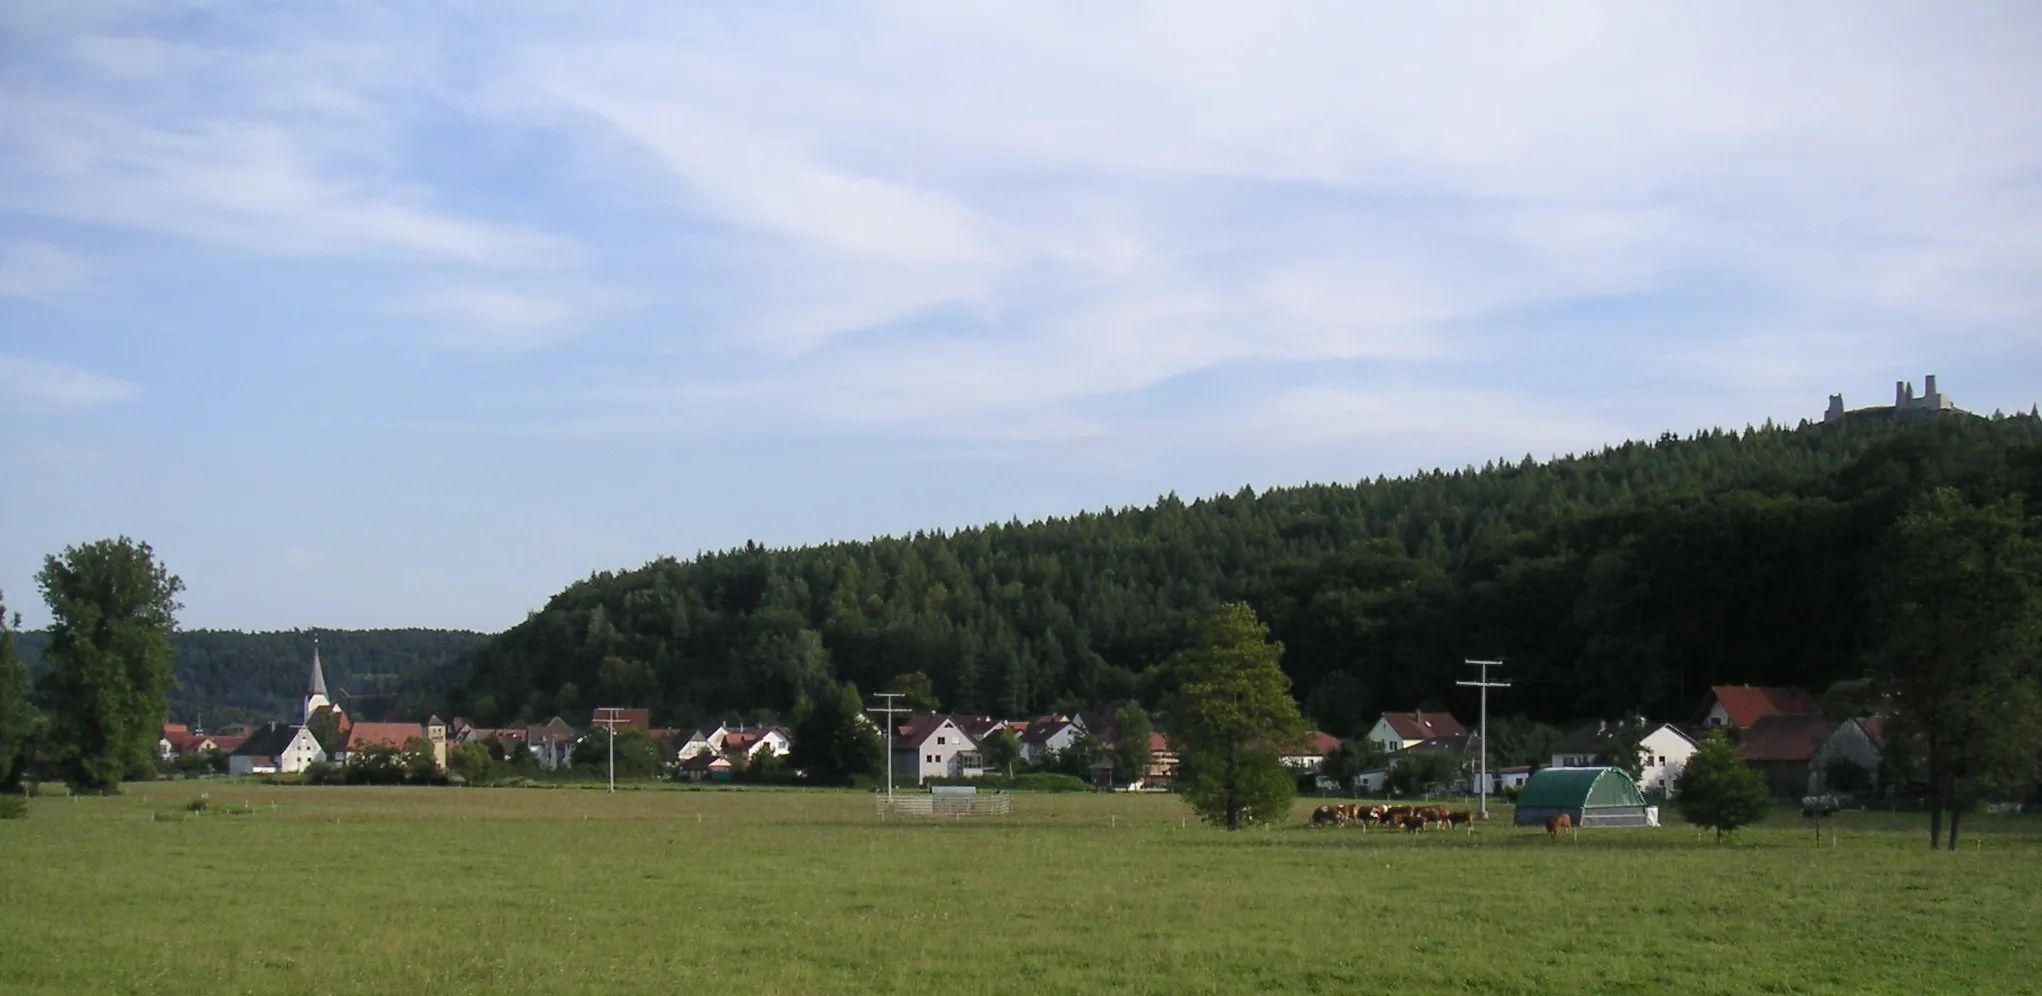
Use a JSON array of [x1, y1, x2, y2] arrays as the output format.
[[1546, 813, 1572, 837]]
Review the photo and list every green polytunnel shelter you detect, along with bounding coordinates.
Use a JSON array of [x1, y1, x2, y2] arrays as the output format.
[[1511, 767, 1653, 828]]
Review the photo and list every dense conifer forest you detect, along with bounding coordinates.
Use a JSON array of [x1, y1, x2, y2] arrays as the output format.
[[445, 414, 2042, 735], [13, 629, 486, 728]]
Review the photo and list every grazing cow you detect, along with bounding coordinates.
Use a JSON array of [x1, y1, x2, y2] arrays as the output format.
[[1546, 813, 1572, 837], [1310, 805, 1343, 827], [1445, 810, 1474, 828], [1401, 815, 1428, 834]]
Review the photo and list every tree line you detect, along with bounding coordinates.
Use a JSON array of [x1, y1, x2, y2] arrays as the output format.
[[11, 627, 487, 728], [445, 414, 2042, 740]]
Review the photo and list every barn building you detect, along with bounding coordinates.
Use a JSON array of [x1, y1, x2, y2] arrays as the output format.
[[1511, 767, 1654, 828]]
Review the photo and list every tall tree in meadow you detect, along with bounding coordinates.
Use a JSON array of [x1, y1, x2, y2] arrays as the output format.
[[1674, 730, 1769, 841], [1164, 602, 1306, 830], [0, 593, 38, 792], [1863, 488, 2042, 850], [789, 681, 883, 785], [36, 539, 184, 792], [1111, 700, 1153, 786]]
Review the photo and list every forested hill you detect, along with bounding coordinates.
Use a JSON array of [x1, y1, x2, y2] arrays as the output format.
[[448, 414, 2042, 735], [15, 629, 488, 728]]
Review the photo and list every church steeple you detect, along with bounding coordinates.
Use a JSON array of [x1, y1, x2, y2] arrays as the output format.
[[303, 637, 332, 723]]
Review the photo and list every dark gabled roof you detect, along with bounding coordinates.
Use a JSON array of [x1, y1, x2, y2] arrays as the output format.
[[1379, 712, 1467, 740], [953, 715, 1005, 743], [1552, 721, 1631, 757], [231, 722, 302, 757], [895, 714, 958, 748], [1405, 732, 1480, 754], [1019, 716, 1077, 745], [1741, 714, 1836, 763]]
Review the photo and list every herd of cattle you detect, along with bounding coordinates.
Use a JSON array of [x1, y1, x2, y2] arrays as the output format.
[[1310, 803, 1576, 836], [1309, 803, 1473, 832]]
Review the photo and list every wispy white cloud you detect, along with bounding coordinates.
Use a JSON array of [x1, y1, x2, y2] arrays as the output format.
[[0, 241, 91, 299], [409, 286, 575, 349], [0, 355, 139, 410]]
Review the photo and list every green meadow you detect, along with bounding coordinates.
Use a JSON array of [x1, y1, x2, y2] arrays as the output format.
[[2, 785, 2037, 995]]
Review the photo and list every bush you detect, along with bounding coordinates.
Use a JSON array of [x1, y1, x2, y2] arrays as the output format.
[[186, 793, 211, 814], [0, 793, 26, 820]]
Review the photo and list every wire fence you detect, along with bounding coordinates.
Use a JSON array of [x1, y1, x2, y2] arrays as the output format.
[[876, 792, 1014, 817]]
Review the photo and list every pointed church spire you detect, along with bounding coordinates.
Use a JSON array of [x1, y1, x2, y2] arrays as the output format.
[[309, 637, 328, 697], [303, 636, 333, 725]]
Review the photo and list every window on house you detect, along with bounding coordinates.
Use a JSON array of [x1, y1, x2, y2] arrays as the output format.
[[936, 736, 946, 745], [1658, 756, 1667, 765]]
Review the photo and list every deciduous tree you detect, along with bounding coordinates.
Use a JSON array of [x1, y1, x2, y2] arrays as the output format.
[[1111, 701, 1152, 786], [0, 594, 36, 792], [1863, 488, 2042, 850], [1164, 603, 1306, 830], [979, 725, 1021, 778], [1674, 730, 1769, 841], [36, 538, 184, 792], [789, 681, 883, 785]]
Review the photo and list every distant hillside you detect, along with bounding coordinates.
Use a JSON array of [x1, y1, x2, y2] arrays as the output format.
[[15, 629, 489, 728], [447, 414, 2042, 735]]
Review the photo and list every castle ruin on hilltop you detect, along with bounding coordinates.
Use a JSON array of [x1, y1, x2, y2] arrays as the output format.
[[1824, 374, 1964, 424]]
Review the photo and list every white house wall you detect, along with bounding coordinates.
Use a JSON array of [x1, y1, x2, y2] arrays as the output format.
[[1637, 727, 1696, 797]]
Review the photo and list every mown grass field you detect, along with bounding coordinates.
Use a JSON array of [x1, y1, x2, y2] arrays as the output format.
[[2, 785, 2038, 995]]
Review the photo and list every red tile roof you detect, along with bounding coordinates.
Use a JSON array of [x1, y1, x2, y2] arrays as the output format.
[[1709, 686, 1818, 729], [208, 735, 246, 753], [1856, 716, 1887, 747], [346, 722, 425, 750], [1740, 714, 1836, 763], [593, 707, 650, 730], [1148, 731, 1173, 753], [1297, 731, 1342, 756], [1379, 712, 1466, 740]]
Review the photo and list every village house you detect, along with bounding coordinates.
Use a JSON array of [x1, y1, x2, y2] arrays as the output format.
[[1809, 716, 1887, 796], [525, 716, 578, 770], [721, 725, 793, 763], [1702, 685, 1818, 732], [158, 723, 203, 761], [1017, 715, 1082, 764], [1365, 712, 1467, 754], [676, 724, 728, 761], [1141, 731, 1178, 790], [1739, 713, 1837, 799], [1549, 721, 1697, 797], [341, 716, 449, 769], [229, 721, 326, 776], [891, 715, 984, 783], [1280, 731, 1344, 771]]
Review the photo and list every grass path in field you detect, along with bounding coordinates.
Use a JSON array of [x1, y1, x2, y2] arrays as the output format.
[[2, 786, 2037, 994]]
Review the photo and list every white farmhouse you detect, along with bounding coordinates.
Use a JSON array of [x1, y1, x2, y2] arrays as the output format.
[[1365, 712, 1466, 754], [1017, 715, 1082, 764], [1549, 721, 1697, 797], [228, 721, 326, 776], [891, 715, 984, 784]]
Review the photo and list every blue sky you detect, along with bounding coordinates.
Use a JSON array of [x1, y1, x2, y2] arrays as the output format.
[[3, 2, 2039, 632]]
